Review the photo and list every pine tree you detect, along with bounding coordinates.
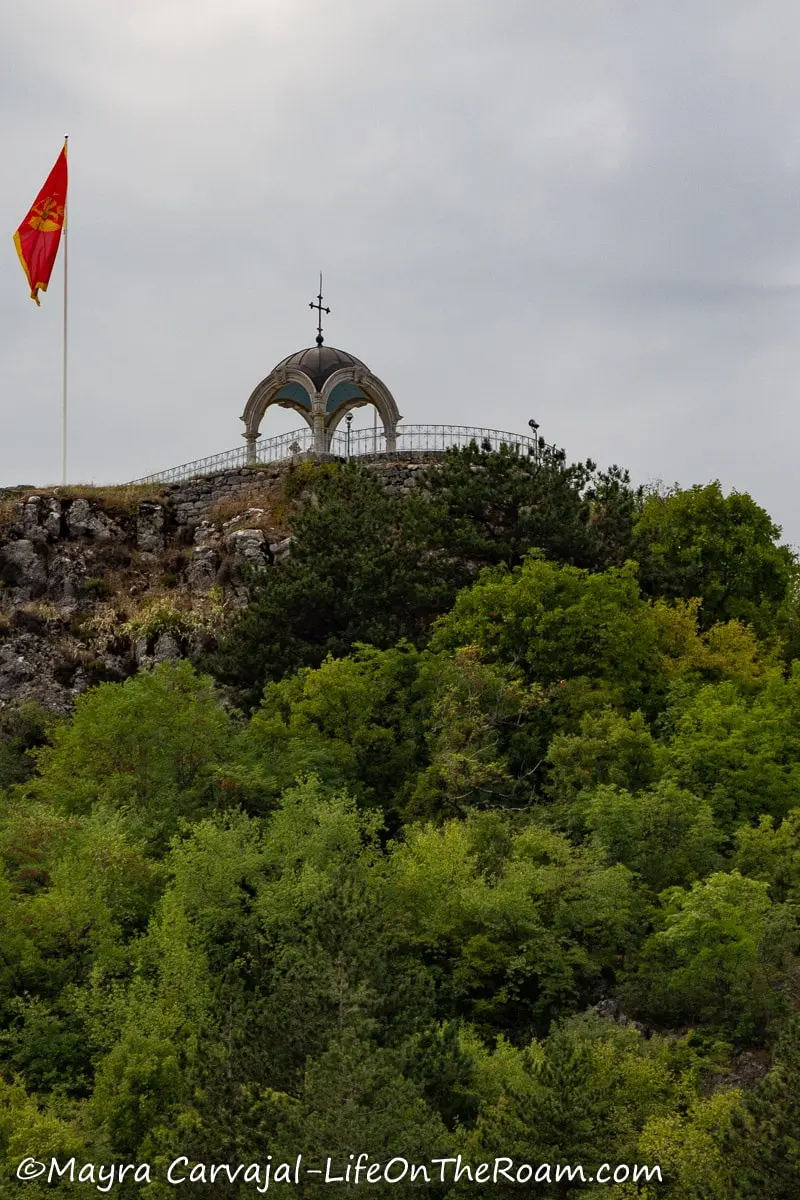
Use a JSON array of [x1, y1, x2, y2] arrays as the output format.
[[728, 1014, 800, 1198]]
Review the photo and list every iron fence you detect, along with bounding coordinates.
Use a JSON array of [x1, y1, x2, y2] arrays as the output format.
[[129, 424, 552, 485], [129, 428, 315, 484]]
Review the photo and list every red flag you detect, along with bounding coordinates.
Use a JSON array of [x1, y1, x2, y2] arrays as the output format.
[[13, 143, 68, 306]]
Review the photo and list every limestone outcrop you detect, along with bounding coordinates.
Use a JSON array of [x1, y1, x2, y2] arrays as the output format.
[[0, 491, 276, 712], [0, 455, 438, 713]]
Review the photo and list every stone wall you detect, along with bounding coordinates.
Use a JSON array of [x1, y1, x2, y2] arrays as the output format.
[[162, 452, 443, 525]]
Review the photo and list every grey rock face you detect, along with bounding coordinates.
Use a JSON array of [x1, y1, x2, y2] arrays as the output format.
[[12, 496, 64, 544], [132, 636, 150, 665], [224, 528, 271, 568], [20, 497, 48, 542], [136, 502, 166, 553], [186, 552, 219, 595], [152, 633, 182, 663], [45, 549, 88, 610], [222, 527, 271, 606], [226, 507, 267, 527], [0, 455, 445, 714], [66, 498, 123, 542], [132, 632, 184, 671], [0, 632, 85, 712], [269, 536, 293, 564], [0, 643, 35, 684], [0, 539, 47, 598], [42, 498, 63, 539], [193, 521, 222, 552], [186, 521, 222, 595], [593, 998, 648, 1034], [157, 455, 439, 526]]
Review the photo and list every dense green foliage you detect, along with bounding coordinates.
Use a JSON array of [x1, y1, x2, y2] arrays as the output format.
[[210, 447, 643, 706], [2, 446, 800, 1197], [633, 481, 795, 632]]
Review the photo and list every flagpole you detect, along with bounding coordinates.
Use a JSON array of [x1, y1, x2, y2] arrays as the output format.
[[61, 135, 68, 486]]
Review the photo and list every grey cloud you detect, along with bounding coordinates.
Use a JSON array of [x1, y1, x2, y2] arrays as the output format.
[[1, 1, 799, 547]]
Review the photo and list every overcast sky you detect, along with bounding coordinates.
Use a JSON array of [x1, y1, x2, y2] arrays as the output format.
[[2, 1, 800, 546]]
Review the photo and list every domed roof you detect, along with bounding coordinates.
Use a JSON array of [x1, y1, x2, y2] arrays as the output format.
[[274, 344, 368, 391]]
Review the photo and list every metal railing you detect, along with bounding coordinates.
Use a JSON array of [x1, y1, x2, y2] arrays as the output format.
[[129, 424, 552, 485], [128, 428, 315, 485]]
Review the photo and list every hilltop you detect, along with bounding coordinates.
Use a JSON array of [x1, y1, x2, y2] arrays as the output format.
[[1, 444, 799, 1199]]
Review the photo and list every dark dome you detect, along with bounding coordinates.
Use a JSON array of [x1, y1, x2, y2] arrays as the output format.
[[275, 345, 368, 391]]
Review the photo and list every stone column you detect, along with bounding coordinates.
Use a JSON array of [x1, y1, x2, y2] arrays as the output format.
[[243, 432, 259, 465], [312, 392, 326, 452]]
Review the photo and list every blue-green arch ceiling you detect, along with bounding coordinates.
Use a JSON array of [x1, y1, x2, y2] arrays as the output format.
[[326, 381, 367, 413], [273, 380, 369, 415], [274, 382, 311, 410]]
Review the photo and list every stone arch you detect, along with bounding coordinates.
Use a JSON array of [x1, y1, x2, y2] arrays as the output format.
[[319, 367, 401, 451], [241, 367, 316, 442], [240, 353, 401, 460]]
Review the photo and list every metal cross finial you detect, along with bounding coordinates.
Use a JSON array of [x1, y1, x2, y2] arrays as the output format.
[[309, 272, 330, 346]]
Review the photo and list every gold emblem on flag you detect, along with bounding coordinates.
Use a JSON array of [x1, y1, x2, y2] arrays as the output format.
[[28, 196, 64, 233]]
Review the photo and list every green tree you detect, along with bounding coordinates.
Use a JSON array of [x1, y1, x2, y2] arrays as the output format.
[[28, 662, 232, 848], [408, 646, 544, 820], [624, 872, 799, 1040], [773, 561, 800, 664], [633, 482, 794, 631], [650, 597, 783, 692], [583, 779, 721, 892], [0, 702, 54, 790], [583, 463, 644, 569], [209, 464, 448, 706], [430, 555, 663, 720], [0, 809, 162, 1096], [89, 886, 214, 1156], [0, 867, 41, 1025], [143, 784, 446, 1183], [273, 1031, 453, 1200], [242, 643, 430, 820], [733, 809, 800, 903], [547, 708, 665, 808], [467, 1015, 693, 1199], [384, 818, 638, 1036], [209, 447, 644, 706], [0, 800, 80, 895], [621, 1088, 741, 1200], [663, 669, 800, 827], [0, 1077, 88, 1200], [411, 440, 607, 572], [727, 1014, 800, 1198]]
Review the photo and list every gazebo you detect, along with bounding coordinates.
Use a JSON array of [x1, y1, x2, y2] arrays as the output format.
[[240, 279, 401, 462]]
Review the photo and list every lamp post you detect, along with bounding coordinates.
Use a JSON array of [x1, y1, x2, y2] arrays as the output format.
[[346, 412, 353, 460], [528, 418, 540, 461]]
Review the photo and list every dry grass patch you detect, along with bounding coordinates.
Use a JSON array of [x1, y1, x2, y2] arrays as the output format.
[[81, 586, 230, 653], [0, 495, 22, 532], [8, 602, 66, 636], [48, 483, 167, 512], [206, 483, 284, 530]]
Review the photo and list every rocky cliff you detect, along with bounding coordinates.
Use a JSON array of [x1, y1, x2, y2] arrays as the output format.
[[0, 455, 438, 712]]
